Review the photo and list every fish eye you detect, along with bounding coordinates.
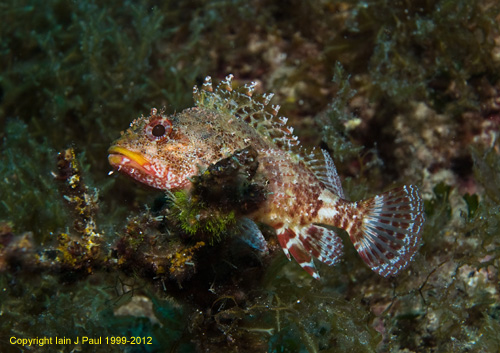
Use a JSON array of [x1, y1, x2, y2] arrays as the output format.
[[145, 118, 173, 141]]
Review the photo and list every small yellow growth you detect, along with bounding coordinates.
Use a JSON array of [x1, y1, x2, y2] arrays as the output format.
[[56, 233, 77, 266], [168, 241, 205, 275], [83, 229, 102, 254], [68, 174, 80, 189], [63, 148, 81, 189]]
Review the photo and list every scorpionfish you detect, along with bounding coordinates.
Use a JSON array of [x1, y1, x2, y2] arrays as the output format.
[[108, 75, 425, 279]]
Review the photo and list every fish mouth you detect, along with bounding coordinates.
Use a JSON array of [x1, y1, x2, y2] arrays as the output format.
[[108, 145, 192, 190], [108, 146, 150, 169], [108, 146, 157, 183]]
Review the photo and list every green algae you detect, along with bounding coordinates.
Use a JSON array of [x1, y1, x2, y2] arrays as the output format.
[[168, 189, 237, 242]]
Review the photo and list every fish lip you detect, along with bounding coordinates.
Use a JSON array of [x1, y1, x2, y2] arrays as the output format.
[[107, 146, 152, 174], [108, 146, 149, 165]]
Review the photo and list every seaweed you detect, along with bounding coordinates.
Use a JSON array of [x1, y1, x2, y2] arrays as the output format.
[[373, 145, 500, 352], [267, 291, 381, 353], [318, 62, 364, 164], [0, 119, 69, 244], [338, 0, 500, 113], [0, 273, 187, 353]]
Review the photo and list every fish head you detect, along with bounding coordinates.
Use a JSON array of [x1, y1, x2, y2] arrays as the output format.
[[108, 108, 200, 190], [108, 75, 271, 191]]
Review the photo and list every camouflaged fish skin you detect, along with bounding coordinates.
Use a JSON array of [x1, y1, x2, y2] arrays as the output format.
[[108, 75, 425, 279]]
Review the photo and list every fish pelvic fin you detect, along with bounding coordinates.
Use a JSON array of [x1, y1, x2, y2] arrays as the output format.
[[276, 224, 344, 279], [235, 218, 268, 253], [351, 185, 425, 277]]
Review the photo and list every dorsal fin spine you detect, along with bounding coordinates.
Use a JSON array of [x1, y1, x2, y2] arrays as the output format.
[[221, 74, 234, 92], [193, 75, 301, 150], [203, 76, 213, 92], [263, 93, 274, 105]]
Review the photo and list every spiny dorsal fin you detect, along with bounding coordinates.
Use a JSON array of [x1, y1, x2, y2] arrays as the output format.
[[193, 75, 300, 150], [303, 148, 345, 199]]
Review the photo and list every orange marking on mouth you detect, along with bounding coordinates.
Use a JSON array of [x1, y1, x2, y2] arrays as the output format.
[[108, 146, 150, 167]]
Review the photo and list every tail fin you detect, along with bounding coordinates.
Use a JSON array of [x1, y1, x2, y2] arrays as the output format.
[[350, 185, 424, 277]]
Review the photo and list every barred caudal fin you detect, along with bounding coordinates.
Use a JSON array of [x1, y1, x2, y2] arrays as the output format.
[[351, 185, 424, 277], [277, 224, 343, 279]]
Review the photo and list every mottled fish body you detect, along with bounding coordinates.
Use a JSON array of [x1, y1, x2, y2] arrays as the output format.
[[108, 75, 425, 279]]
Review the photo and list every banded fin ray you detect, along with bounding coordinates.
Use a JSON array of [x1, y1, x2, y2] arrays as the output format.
[[350, 185, 424, 277], [304, 148, 345, 199], [276, 224, 343, 279]]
